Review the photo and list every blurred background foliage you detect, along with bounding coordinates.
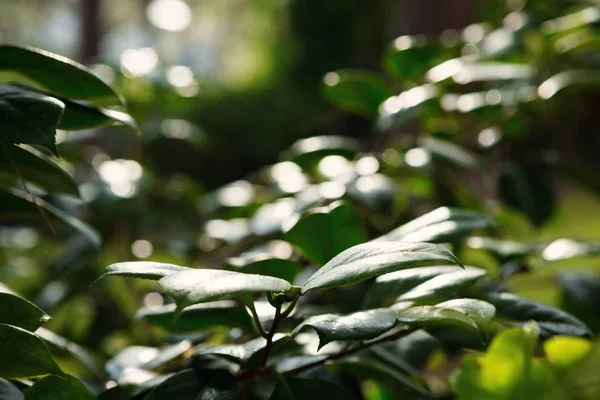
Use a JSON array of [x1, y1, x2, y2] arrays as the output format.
[[2, 0, 600, 397]]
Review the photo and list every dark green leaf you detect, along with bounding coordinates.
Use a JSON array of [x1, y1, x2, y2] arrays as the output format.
[[0, 84, 64, 155], [293, 309, 397, 349], [147, 369, 239, 400], [159, 269, 292, 309], [102, 261, 189, 281], [270, 378, 353, 400], [383, 36, 442, 82], [284, 202, 367, 266], [195, 334, 289, 366], [23, 375, 94, 400], [376, 207, 491, 243], [136, 300, 255, 333], [0, 323, 62, 378], [322, 70, 392, 116], [363, 266, 463, 308], [36, 328, 100, 377], [56, 101, 136, 131], [0, 188, 100, 246], [420, 136, 481, 171], [302, 241, 463, 294], [0, 145, 79, 196], [0, 292, 50, 331], [482, 292, 592, 338], [398, 268, 487, 301], [0, 45, 121, 103]]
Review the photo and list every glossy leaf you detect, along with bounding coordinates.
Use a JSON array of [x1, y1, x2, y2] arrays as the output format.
[[225, 254, 301, 284], [102, 261, 189, 281], [482, 292, 592, 338], [147, 369, 239, 400], [0, 292, 50, 331], [270, 378, 353, 400], [0, 323, 62, 378], [420, 136, 481, 170], [56, 100, 136, 131], [36, 328, 100, 377], [395, 306, 479, 333], [398, 268, 487, 301], [284, 202, 367, 266], [322, 70, 392, 116], [159, 269, 292, 309], [376, 207, 491, 243], [0, 145, 79, 196], [0, 45, 120, 102], [383, 36, 442, 82], [283, 135, 359, 168], [136, 300, 255, 333], [436, 298, 496, 324], [0, 188, 100, 246], [0, 84, 64, 155], [301, 241, 463, 293], [363, 266, 463, 308], [195, 334, 289, 366], [293, 308, 397, 349], [23, 375, 94, 400], [467, 236, 536, 260]]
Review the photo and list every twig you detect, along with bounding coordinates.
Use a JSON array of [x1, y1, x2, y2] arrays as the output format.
[[246, 301, 268, 339], [260, 305, 282, 369], [1, 143, 56, 235], [282, 327, 413, 377]]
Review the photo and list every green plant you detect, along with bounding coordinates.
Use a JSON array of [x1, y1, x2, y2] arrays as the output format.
[[2, 1, 600, 399]]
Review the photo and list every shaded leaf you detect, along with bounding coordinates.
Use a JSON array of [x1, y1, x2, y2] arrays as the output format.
[[0, 323, 62, 378], [322, 70, 392, 116], [0, 188, 100, 246], [0, 378, 24, 400], [482, 292, 592, 338], [270, 377, 353, 400], [136, 300, 255, 333], [0, 292, 50, 331], [0, 45, 121, 103], [195, 334, 289, 366], [302, 241, 463, 293], [225, 254, 301, 284], [23, 375, 94, 400], [363, 266, 463, 309], [160, 269, 293, 309], [398, 268, 487, 301], [147, 369, 239, 400], [36, 328, 100, 377], [0, 145, 79, 196], [284, 202, 367, 266], [383, 36, 442, 82], [293, 309, 397, 349], [0, 84, 64, 155]]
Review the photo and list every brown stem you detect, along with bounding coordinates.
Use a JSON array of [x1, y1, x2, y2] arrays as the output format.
[[260, 305, 283, 369], [2, 143, 57, 235]]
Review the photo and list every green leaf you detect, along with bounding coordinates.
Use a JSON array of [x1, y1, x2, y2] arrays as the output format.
[[36, 328, 100, 378], [136, 300, 255, 333], [0, 378, 24, 400], [544, 336, 592, 369], [0, 188, 100, 246], [284, 201, 367, 266], [56, 101, 136, 132], [420, 136, 481, 171], [383, 36, 442, 83], [293, 308, 397, 349], [147, 369, 239, 400], [159, 269, 292, 309], [482, 292, 592, 338], [398, 268, 487, 301], [102, 261, 189, 280], [363, 266, 463, 308], [283, 136, 359, 169], [302, 241, 463, 294], [195, 334, 290, 366], [322, 70, 392, 116], [0, 323, 62, 378], [0, 84, 64, 155], [542, 239, 600, 261], [436, 298, 496, 324], [0, 292, 50, 331], [376, 207, 491, 243], [538, 70, 600, 99], [0, 45, 121, 103], [270, 378, 353, 400], [0, 145, 79, 196], [395, 306, 479, 332], [225, 254, 301, 284], [23, 375, 94, 400]]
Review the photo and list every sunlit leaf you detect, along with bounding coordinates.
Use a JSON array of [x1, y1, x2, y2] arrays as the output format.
[[398, 268, 487, 301], [102, 261, 189, 280], [302, 241, 463, 293], [283, 135, 359, 169], [544, 336, 592, 369], [293, 308, 397, 349]]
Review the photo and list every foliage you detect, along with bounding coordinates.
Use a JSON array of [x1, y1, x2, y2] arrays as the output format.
[[1, 1, 600, 399]]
